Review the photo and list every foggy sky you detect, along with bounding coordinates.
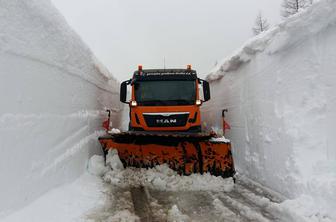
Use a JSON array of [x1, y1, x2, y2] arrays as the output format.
[[51, 0, 282, 80]]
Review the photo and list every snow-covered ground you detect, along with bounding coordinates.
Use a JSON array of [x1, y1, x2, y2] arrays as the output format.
[[2, 173, 108, 222], [203, 0, 336, 220], [0, 0, 122, 218], [4, 153, 327, 222]]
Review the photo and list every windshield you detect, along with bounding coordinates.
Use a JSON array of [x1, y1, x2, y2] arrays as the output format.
[[134, 80, 196, 106]]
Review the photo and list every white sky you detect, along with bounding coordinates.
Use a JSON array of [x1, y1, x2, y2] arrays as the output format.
[[51, 0, 282, 80]]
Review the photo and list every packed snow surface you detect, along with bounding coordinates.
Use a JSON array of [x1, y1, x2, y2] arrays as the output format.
[[93, 154, 329, 221], [203, 0, 336, 220], [0, 0, 122, 218], [3, 152, 332, 222], [2, 173, 108, 222]]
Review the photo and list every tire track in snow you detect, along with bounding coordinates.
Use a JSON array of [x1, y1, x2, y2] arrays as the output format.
[[147, 190, 227, 222], [214, 192, 270, 222], [90, 185, 283, 222], [236, 186, 304, 222], [226, 188, 279, 220], [130, 186, 154, 222], [89, 162, 291, 221], [212, 180, 286, 222], [91, 181, 286, 222], [212, 198, 243, 222], [235, 178, 284, 203]]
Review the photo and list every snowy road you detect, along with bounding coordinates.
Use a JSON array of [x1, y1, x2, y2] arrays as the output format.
[[86, 163, 294, 222], [87, 180, 287, 222]]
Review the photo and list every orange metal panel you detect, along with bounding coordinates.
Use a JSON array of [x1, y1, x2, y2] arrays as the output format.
[[130, 105, 201, 131], [99, 137, 235, 177]]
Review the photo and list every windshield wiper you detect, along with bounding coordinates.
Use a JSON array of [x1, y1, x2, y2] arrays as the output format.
[[141, 100, 170, 106], [139, 99, 194, 106], [174, 99, 194, 105]]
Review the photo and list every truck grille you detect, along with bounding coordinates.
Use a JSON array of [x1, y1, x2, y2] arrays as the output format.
[[143, 112, 189, 128]]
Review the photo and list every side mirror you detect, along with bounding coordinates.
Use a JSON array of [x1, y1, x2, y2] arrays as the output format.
[[120, 80, 130, 103], [202, 80, 211, 102]]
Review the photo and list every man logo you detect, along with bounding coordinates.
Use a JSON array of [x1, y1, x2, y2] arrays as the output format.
[[156, 119, 177, 124]]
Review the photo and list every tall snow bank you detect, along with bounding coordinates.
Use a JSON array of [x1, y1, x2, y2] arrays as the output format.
[[204, 0, 336, 219], [0, 0, 122, 218]]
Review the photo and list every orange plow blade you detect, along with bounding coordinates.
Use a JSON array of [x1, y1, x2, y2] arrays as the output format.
[[98, 132, 235, 178]]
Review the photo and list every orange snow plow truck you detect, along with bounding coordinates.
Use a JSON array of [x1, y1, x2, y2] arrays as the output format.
[[98, 65, 235, 177]]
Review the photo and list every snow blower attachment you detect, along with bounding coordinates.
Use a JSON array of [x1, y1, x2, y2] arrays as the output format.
[[99, 66, 235, 177]]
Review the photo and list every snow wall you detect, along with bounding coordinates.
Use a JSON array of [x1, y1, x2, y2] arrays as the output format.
[[0, 0, 122, 217], [204, 0, 336, 216]]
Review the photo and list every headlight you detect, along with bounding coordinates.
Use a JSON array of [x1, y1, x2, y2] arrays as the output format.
[[196, 99, 202, 106]]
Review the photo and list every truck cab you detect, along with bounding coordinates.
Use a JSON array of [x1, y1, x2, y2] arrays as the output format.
[[120, 65, 210, 132]]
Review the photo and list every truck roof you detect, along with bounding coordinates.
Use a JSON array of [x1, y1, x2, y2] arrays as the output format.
[[132, 69, 198, 81]]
